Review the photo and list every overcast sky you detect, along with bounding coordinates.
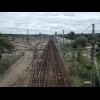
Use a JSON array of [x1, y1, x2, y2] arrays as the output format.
[[0, 12, 100, 35]]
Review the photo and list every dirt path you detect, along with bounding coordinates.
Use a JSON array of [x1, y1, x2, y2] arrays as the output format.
[[0, 51, 33, 87]]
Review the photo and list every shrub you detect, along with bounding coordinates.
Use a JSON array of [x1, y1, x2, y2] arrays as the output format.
[[0, 59, 11, 74], [72, 36, 88, 48], [0, 52, 2, 60], [96, 51, 100, 60], [0, 37, 14, 52]]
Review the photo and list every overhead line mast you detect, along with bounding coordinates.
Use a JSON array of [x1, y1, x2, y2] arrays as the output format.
[[91, 24, 100, 87], [27, 29, 29, 45]]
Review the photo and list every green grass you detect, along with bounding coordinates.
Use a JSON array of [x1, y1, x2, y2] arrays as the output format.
[[97, 60, 100, 78], [60, 44, 92, 86], [74, 76, 84, 87], [0, 58, 11, 75]]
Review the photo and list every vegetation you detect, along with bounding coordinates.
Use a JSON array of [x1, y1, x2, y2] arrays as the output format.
[[0, 36, 14, 52], [0, 52, 2, 60], [74, 36, 88, 47], [96, 51, 100, 60], [0, 35, 13, 75], [77, 50, 91, 70], [58, 31, 100, 46], [60, 31, 100, 86], [67, 31, 76, 40], [0, 59, 11, 75], [60, 34, 92, 86], [62, 46, 92, 86]]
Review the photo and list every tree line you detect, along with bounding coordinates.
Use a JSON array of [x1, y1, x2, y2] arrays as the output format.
[[58, 31, 100, 61], [58, 31, 100, 47]]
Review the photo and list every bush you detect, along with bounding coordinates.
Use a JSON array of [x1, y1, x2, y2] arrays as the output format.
[[0, 53, 2, 60], [96, 51, 100, 60], [77, 50, 91, 69], [72, 36, 88, 48], [72, 41, 77, 48], [74, 61, 90, 79], [79, 57, 91, 69], [74, 49, 91, 80], [0, 59, 11, 74], [77, 50, 82, 61], [0, 37, 14, 51]]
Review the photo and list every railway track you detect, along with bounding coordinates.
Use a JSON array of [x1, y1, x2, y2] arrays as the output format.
[[31, 38, 67, 87], [35, 42, 49, 87], [50, 39, 67, 87], [11, 38, 76, 87], [52, 42, 67, 87]]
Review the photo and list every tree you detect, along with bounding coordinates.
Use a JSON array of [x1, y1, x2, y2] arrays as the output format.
[[68, 31, 75, 40], [73, 36, 88, 48], [0, 37, 14, 51]]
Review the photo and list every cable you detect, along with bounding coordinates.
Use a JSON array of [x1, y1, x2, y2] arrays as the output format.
[[81, 25, 92, 33]]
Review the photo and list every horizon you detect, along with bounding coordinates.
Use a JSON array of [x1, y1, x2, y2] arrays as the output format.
[[0, 12, 100, 35]]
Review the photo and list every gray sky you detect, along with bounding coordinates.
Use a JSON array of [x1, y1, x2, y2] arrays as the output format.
[[0, 12, 100, 35]]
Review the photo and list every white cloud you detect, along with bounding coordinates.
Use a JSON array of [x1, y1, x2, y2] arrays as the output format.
[[0, 12, 100, 34]]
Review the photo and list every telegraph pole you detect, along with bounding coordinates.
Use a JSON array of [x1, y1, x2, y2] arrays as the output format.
[[13, 35, 16, 63], [63, 30, 64, 44], [61, 30, 64, 51], [91, 24, 96, 87], [24, 35, 26, 56], [91, 24, 100, 87], [27, 29, 29, 45]]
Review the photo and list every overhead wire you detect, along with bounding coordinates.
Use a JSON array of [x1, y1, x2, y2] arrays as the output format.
[[81, 25, 92, 33]]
